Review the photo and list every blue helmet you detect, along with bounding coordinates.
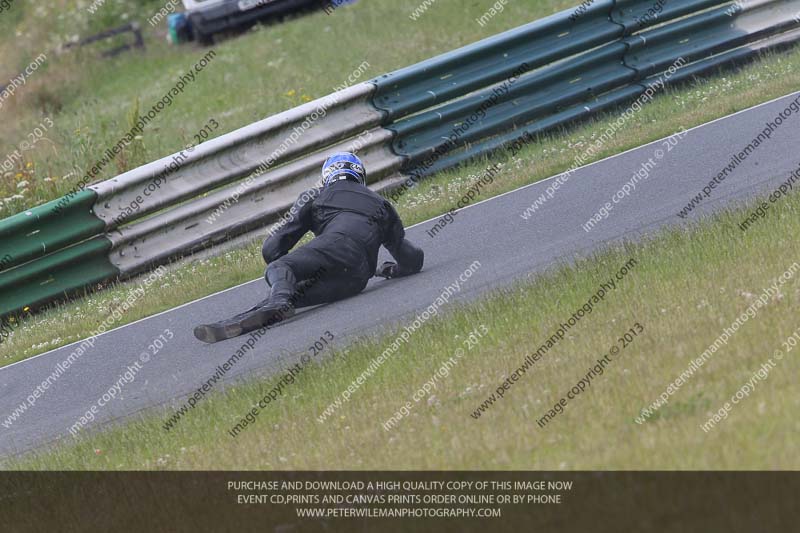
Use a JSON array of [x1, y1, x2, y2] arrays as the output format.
[[322, 152, 366, 187]]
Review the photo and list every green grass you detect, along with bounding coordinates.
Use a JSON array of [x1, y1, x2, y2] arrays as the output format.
[[9, 185, 800, 470], [2, 42, 799, 366]]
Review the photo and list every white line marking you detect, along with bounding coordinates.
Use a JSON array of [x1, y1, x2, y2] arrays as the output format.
[[0, 278, 256, 372]]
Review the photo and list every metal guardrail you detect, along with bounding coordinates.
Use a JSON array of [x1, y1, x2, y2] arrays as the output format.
[[1, 0, 799, 316], [400, 0, 800, 176]]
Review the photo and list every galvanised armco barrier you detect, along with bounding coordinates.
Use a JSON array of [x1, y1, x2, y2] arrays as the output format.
[[1, 0, 799, 316]]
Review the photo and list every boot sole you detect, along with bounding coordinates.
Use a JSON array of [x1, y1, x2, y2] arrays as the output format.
[[194, 322, 243, 344], [194, 306, 296, 344]]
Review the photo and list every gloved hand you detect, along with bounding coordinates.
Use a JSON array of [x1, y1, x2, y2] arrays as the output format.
[[375, 261, 398, 279]]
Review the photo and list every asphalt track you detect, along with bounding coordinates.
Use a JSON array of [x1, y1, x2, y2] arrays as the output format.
[[1, 91, 798, 458]]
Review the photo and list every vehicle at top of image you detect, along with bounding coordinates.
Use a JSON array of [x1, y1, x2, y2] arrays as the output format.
[[169, 0, 330, 44]]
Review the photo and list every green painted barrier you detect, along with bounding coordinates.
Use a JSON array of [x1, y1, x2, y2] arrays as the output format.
[[0, 236, 117, 317], [611, 0, 726, 33], [371, 0, 620, 120], [0, 190, 104, 272], [622, 2, 797, 74], [403, 21, 800, 179], [394, 0, 798, 172], [389, 43, 634, 162], [404, 85, 646, 179]]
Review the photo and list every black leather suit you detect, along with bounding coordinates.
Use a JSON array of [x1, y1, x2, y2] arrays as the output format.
[[261, 178, 424, 308]]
